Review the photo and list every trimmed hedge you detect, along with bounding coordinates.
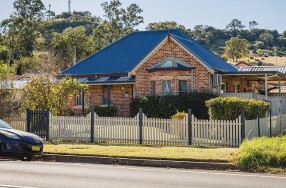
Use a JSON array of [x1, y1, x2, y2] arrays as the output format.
[[94, 106, 118, 117], [205, 97, 270, 120], [130, 92, 218, 119]]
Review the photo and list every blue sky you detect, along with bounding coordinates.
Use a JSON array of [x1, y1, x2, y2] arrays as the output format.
[[1, 0, 286, 33]]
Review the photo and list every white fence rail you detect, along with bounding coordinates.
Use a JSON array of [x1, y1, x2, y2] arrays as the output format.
[[192, 115, 241, 147], [48, 112, 242, 147], [94, 114, 139, 144], [4, 114, 26, 131], [142, 115, 188, 145], [50, 113, 91, 142], [221, 93, 270, 100], [5, 110, 286, 148]]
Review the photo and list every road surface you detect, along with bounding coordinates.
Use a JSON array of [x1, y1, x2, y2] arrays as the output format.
[[0, 159, 285, 188]]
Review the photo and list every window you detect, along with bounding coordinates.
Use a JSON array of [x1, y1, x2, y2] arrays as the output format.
[[75, 90, 85, 106], [221, 83, 226, 93], [162, 80, 171, 96], [234, 84, 239, 93], [102, 85, 113, 105], [151, 81, 156, 96], [179, 80, 188, 93]]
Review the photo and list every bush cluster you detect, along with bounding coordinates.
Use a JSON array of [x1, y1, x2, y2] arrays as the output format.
[[236, 136, 286, 170], [171, 111, 187, 120], [93, 106, 118, 117], [130, 92, 218, 119], [205, 97, 270, 120]]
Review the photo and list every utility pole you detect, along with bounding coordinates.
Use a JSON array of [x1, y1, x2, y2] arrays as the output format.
[[68, 0, 71, 13], [73, 46, 76, 65]]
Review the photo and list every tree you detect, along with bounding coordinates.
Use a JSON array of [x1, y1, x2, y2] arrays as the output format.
[[50, 26, 95, 70], [191, 25, 215, 47], [259, 32, 274, 48], [21, 76, 86, 115], [0, 46, 10, 64], [249, 21, 258, 30], [225, 37, 249, 62], [93, 0, 143, 51], [0, 64, 20, 119], [226, 19, 245, 30], [13, 0, 45, 20], [1, 17, 39, 71]]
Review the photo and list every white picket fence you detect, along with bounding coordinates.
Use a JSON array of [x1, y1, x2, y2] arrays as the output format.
[[192, 116, 242, 147], [48, 112, 242, 147], [94, 113, 139, 144], [5, 111, 286, 148], [50, 113, 91, 142], [142, 115, 188, 145], [3, 114, 26, 131]]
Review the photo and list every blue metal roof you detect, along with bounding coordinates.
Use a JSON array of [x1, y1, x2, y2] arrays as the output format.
[[169, 30, 237, 72], [148, 57, 195, 71], [81, 76, 135, 84], [60, 29, 236, 76]]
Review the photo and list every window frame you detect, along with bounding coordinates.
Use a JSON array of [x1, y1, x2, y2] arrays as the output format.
[[162, 80, 171, 96]]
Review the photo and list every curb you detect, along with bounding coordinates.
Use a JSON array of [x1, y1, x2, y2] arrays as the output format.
[[38, 154, 238, 171]]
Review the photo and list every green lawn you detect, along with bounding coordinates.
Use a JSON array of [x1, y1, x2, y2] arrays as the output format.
[[44, 144, 237, 162]]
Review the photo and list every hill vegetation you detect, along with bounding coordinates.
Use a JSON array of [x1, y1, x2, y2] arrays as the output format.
[[1, 0, 286, 75]]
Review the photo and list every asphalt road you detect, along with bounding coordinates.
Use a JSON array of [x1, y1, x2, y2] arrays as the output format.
[[0, 159, 286, 188]]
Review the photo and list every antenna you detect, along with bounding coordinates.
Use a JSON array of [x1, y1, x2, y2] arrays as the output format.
[[68, 0, 71, 13], [48, 4, 51, 20]]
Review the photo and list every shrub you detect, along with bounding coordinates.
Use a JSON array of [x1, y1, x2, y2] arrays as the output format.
[[130, 92, 218, 119], [171, 111, 187, 120], [236, 136, 286, 170], [206, 97, 270, 120], [93, 106, 118, 117], [243, 99, 270, 119]]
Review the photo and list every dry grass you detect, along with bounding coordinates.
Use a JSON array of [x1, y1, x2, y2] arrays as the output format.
[[44, 144, 237, 162], [230, 56, 286, 66]]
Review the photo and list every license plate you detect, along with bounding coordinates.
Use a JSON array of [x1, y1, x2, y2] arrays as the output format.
[[32, 145, 41, 151]]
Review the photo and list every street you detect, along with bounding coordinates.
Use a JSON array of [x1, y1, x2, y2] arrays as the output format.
[[0, 159, 285, 188]]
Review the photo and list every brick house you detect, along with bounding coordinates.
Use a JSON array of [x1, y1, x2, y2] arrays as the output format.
[[59, 29, 286, 116]]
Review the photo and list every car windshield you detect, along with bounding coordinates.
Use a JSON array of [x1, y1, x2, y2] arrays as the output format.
[[0, 119, 13, 129]]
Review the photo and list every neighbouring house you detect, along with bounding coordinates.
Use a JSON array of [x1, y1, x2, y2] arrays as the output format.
[[235, 61, 252, 67], [59, 29, 286, 116]]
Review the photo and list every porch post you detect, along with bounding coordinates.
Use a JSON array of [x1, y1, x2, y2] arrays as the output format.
[[81, 89, 85, 116], [264, 74, 268, 99], [279, 77, 281, 95]]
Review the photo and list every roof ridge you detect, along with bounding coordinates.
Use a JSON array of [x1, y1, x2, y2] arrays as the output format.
[[60, 31, 140, 76], [60, 30, 179, 76]]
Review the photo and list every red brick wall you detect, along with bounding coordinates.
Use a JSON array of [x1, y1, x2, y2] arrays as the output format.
[[72, 37, 213, 117], [134, 38, 211, 96], [88, 84, 133, 116]]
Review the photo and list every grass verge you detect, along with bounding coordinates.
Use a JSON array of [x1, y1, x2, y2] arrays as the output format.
[[236, 136, 286, 174], [44, 143, 237, 162]]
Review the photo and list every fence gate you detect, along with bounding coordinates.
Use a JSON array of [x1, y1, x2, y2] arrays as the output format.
[[26, 109, 49, 140]]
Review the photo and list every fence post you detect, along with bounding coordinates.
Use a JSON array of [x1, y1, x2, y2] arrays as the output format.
[[26, 108, 31, 132], [46, 108, 50, 141], [241, 110, 245, 141], [188, 109, 192, 145], [139, 108, 143, 145], [90, 107, 95, 143], [269, 110, 272, 137], [257, 115, 261, 137]]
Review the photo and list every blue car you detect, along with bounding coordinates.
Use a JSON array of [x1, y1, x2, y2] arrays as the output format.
[[0, 119, 43, 160]]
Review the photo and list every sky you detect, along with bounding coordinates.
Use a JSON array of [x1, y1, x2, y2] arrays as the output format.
[[0, 0, 286, 33]]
